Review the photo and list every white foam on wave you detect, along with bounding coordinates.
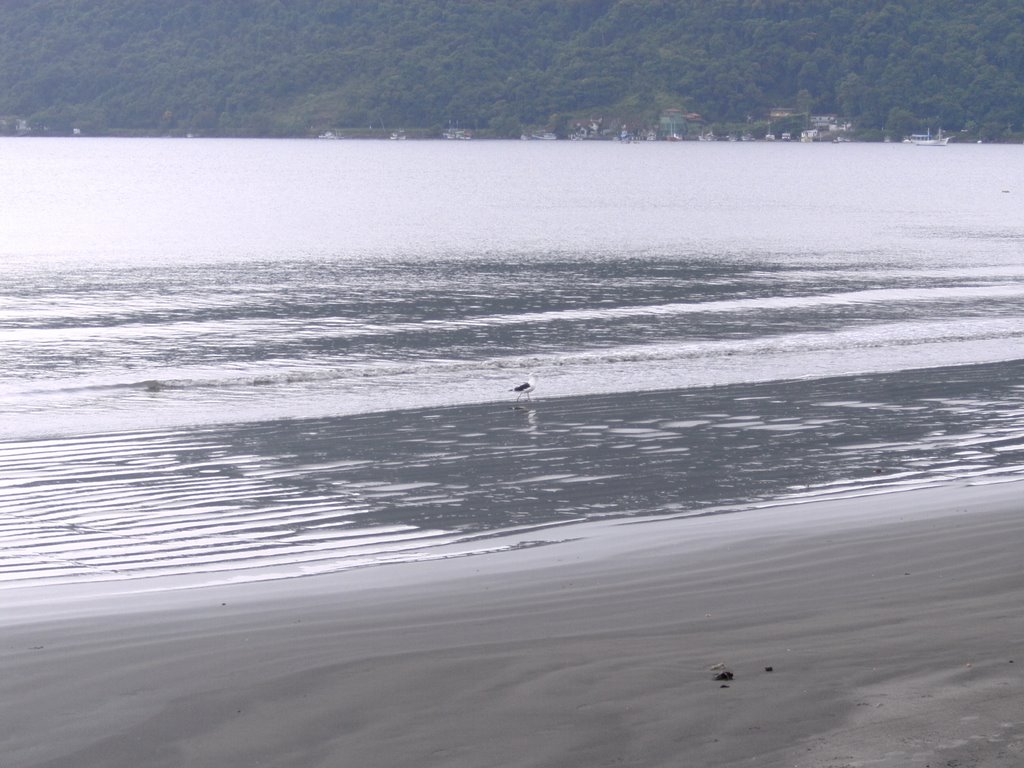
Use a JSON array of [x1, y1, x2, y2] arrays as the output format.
[[4, 282, 1023, 357], [9, 315, 1024, 401], [4, 317, 1024, 442]]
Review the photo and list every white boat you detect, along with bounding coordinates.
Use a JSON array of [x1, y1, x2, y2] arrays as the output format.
[[443, 124, 472, 140], [906, 129, 950, 146]]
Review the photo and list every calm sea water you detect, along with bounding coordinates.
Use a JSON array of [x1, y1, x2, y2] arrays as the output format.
[[2, 138, 1024, 587]]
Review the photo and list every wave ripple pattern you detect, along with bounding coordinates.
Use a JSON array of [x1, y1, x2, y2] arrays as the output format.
[[0, 427, 486, 587], [2, 361, 1023, 589]]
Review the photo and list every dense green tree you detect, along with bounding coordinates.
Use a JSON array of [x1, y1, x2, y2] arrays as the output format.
[[0, 0, 1022, 138]]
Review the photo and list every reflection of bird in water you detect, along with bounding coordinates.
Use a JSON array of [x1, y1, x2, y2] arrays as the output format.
[[524, 406, 539, 433], [511, 374, 536, 402]]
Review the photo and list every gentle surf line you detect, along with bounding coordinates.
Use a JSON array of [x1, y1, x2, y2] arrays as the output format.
[[5, 315, 1024, 403], [3, 282, 1022, 343]]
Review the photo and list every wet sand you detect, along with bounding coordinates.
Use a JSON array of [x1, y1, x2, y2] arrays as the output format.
[[5, 360, 1024, 592], [3, 479, 1023, 768]]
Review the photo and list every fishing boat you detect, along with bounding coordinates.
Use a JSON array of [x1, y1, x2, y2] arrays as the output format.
[[443, 123, 472, 140], [905, 129, 950, 146]]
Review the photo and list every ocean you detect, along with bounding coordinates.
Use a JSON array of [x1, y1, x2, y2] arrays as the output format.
[[2, 137, 1023, 588]]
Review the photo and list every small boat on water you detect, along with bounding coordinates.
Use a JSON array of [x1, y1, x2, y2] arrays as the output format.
[[905, 129, 950, 146], [443, 123, 472, 140]]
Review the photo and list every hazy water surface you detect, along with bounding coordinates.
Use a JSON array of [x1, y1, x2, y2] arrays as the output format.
[[2, 138, 1023, 587]]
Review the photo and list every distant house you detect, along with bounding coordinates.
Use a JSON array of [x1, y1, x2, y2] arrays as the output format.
[[571, 117, 604, 139], [810, 114, 852, 133], [2, 116, 31, 134], [770, 107, 797, 120]]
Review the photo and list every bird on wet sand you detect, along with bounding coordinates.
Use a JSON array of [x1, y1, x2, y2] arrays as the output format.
[[511, 374, 536, 402]]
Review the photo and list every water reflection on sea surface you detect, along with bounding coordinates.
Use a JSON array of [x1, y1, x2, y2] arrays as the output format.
[[2, 139, 1023, 587], [2, 361, 1022, 588]]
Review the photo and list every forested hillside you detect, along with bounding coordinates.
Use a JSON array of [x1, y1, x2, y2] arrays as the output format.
[[1, 0, 1023, 139]]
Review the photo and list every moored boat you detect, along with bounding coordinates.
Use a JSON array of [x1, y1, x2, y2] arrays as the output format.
[[906, 129, 950, 146]]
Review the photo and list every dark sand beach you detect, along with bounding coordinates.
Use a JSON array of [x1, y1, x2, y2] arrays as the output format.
[[3, 478, 1023, 768]]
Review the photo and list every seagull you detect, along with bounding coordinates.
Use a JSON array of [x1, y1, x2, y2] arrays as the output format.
[[511, 374, 536, 402]]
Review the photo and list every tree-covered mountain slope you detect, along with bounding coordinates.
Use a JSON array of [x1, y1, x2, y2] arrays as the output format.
[[1, 0, 1022, 139]]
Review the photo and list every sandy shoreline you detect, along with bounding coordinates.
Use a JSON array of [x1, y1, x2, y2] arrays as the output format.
[[3, 480, 1023, 767]]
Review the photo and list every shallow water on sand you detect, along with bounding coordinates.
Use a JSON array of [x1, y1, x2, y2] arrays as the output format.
[[2, 139, 1024, 587], [2, 361, 1023, 587]]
